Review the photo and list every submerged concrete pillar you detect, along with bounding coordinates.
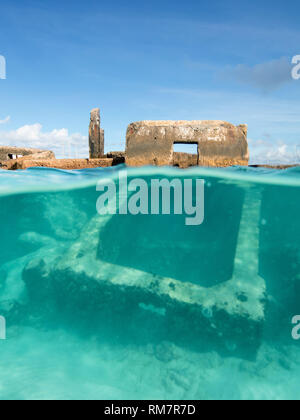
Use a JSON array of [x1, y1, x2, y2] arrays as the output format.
[[89, 108, 104, 158]]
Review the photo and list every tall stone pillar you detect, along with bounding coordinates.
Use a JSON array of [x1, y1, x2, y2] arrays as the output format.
[[89, 108, 104, 158]]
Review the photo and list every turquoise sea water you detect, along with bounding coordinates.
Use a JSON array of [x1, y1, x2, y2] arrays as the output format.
[[0, 165, 300, 400]]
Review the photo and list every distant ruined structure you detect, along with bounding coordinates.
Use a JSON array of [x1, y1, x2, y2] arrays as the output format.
[[0, 146, 55, 169], [125, 120, 249, 167], [0, 108, 250, 170]]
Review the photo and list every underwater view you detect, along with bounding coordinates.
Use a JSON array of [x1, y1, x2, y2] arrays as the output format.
[[0, 165, 299, 400]]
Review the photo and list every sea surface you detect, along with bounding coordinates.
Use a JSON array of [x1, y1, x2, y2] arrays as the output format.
[[0, 165, 299, 400]]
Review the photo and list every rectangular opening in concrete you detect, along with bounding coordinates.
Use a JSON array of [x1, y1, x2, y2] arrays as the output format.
[[173, 143, 199, 167], [173, 143, 198, 154]]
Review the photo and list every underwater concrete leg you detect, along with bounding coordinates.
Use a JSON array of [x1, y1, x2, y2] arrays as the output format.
[[23, 188, 266, 357]]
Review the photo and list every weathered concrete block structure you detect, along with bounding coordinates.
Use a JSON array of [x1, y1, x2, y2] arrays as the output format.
[[0, 146, 55, 169], [0, 146, 55, 162], [126, 120, 249, 167], [89, 108, 104, 159]]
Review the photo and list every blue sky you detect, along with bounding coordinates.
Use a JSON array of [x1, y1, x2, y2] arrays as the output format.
[[1, 0, 300, 163]]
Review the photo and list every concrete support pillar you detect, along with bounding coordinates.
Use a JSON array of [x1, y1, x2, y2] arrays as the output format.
[[89, 108, 104, 158]]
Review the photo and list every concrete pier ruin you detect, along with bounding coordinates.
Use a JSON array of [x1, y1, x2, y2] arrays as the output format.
[[126, 120, 249, 167], [89, 108, 105, 159], [0, 110, 250, 170]]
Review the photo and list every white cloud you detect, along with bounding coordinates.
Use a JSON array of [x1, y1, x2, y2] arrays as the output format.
[[221, 57, 292, 93], [249, 138, 300, 165], [0, 123, 88, 158], [0, 116, 10, 125]]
